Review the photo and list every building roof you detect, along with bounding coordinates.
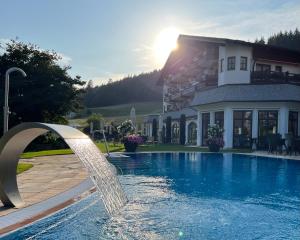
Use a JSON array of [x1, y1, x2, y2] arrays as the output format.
[[143, 114, 160, 123], [190, 84, 300, 106], [163, 108, 197, 120], [158, 34, 300, 85]]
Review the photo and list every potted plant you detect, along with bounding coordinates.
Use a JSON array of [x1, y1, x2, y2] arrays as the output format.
[[207, 124, 224, 152], [123, 134, 143, 152]]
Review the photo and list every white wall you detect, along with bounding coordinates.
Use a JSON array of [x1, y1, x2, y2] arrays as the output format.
[[218, 44, 252, 86], [193, 101, 300, 148]]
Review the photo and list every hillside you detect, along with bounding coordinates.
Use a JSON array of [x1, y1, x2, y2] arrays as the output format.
[[84, 70, 162, 108]]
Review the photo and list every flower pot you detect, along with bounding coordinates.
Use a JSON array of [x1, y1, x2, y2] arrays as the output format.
[[208, 144, 220, 152], [124, 142, 138, 152]]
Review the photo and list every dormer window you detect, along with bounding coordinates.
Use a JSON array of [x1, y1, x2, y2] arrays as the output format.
[[240, 57, 247, 71], [227, 56, 236, 71]]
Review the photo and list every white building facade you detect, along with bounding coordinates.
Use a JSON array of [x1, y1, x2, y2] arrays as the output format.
[[144, 35, 300, 149]]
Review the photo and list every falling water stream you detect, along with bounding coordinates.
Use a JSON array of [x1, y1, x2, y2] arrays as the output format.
[[65, 138, 128, 215]]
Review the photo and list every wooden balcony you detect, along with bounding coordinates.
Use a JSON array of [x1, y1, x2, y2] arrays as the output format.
[[251, 71, 300, 85]]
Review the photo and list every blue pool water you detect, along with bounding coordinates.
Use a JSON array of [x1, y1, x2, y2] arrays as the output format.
[[3, 153, 300, 239]]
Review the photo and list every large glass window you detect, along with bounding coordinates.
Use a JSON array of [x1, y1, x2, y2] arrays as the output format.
[[256, 63, 271, 72], [227, 57, 236, 71], [171, 123, 179, 144], [258, 110, 278, 148], [202, 113, 210, 146], [240, 57, 247, 71], [289, 111, 298, 136], [187, 122, 197, 145], [215, 111, 224, 129], [233, 111, 252, 148]]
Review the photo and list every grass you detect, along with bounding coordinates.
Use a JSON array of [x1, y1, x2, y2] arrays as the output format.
[[21, 142, 124, 159], [88, 101, 161, 117], [17, 163, 33, 174], [20, 142, 251, 159], [68, 101, 162, 128]]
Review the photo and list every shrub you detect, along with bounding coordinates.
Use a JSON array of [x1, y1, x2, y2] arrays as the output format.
[[207, 124, 224, 151]]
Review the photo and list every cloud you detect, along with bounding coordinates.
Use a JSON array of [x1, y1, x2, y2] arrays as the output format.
[[90, 72, 128, 86], [182, 2, 300, 41], [57, 52, 72, 67], [0, 38, 10, 54]]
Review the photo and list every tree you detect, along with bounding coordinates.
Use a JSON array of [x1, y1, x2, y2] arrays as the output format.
[[166, 117, 172, 143], [0, 40, 85, 132], [267, 28, 300, 51], [254, 37, 265, 44], [179, 114, 186, 145], [87, 113, 103, 130], [83, 70, 162, 108]]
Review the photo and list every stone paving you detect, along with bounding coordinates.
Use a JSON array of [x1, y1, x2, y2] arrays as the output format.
[[0, 154, 88, 217]]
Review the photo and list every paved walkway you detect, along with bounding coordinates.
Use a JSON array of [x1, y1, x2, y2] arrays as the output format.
[[0, 154, 88, 217]]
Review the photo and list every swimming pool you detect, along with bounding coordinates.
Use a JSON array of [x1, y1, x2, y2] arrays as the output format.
[[3, 152, 300, 239]]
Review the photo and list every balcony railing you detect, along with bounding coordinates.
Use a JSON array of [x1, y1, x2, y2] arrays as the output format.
[[251, 71, 300, 85]]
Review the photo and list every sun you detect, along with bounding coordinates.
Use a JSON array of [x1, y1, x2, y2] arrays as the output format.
[[154, 27, 180, 66]]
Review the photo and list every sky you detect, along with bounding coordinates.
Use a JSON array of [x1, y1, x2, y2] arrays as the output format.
[[0, 0, 299, 85]]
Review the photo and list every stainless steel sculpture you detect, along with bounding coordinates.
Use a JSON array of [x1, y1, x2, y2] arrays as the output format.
[[3, 67, 27, 134], [0, 123, 127, 215]]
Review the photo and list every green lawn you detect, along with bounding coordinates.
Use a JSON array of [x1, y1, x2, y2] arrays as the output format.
[[17, 163, 33, 174], [88, 101, 161, 117], [68, 101, 162, 128], [21, 142, 124, 159], [20, 142, 251, 159]]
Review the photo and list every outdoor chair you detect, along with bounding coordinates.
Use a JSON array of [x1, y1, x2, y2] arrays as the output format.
[[266, 133, 284, 154]]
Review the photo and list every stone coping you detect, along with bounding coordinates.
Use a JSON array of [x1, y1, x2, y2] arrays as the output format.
[[0, 178, 94, 236]]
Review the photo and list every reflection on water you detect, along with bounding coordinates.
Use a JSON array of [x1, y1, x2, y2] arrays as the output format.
[[3, 153, 300, 240]]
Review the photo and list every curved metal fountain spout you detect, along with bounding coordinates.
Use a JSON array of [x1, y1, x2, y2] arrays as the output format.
[[0, 123, 127, 215]]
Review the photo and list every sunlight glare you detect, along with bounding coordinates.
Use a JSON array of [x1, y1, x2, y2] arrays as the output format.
[[154, 27, 180, 66]]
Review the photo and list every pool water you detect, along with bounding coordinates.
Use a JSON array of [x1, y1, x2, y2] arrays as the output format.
[[3, 153, 300, 239]]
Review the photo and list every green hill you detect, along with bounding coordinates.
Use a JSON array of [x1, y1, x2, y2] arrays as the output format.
[[88, 101, 162, 117], [84, 70, 162, 108]]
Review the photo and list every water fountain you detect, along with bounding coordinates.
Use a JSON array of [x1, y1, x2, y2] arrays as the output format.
[[0, 122, 128, 215]]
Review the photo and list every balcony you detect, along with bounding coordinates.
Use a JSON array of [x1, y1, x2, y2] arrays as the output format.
[[251, 71, 300, 85]]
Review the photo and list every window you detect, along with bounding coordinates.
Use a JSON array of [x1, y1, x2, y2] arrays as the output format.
[[258, 111, 278, 149], [187, 122, 197, 145], [171, 123, 180, 144], [215, 111, 224, 129], [233, 111, 252, 148], [220, 58, 224, 72], [256, 63, 271, 72], [202, 113, 210, 146], [227, 57, 236, 70], [289, 111, 298, 136], [240, 57, 247, 71], [275, 66, 282, 72]]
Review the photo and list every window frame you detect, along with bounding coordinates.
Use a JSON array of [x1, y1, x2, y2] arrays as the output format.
[[233, 110, 252, 148], [227, 56, 236, 71], [240, 56, 248, 71]]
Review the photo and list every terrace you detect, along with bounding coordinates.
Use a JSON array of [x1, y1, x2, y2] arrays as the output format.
[[251, 70, 300, 85]]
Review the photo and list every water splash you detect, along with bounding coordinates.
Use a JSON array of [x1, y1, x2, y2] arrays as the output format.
[[65, 138, 128, 215]]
